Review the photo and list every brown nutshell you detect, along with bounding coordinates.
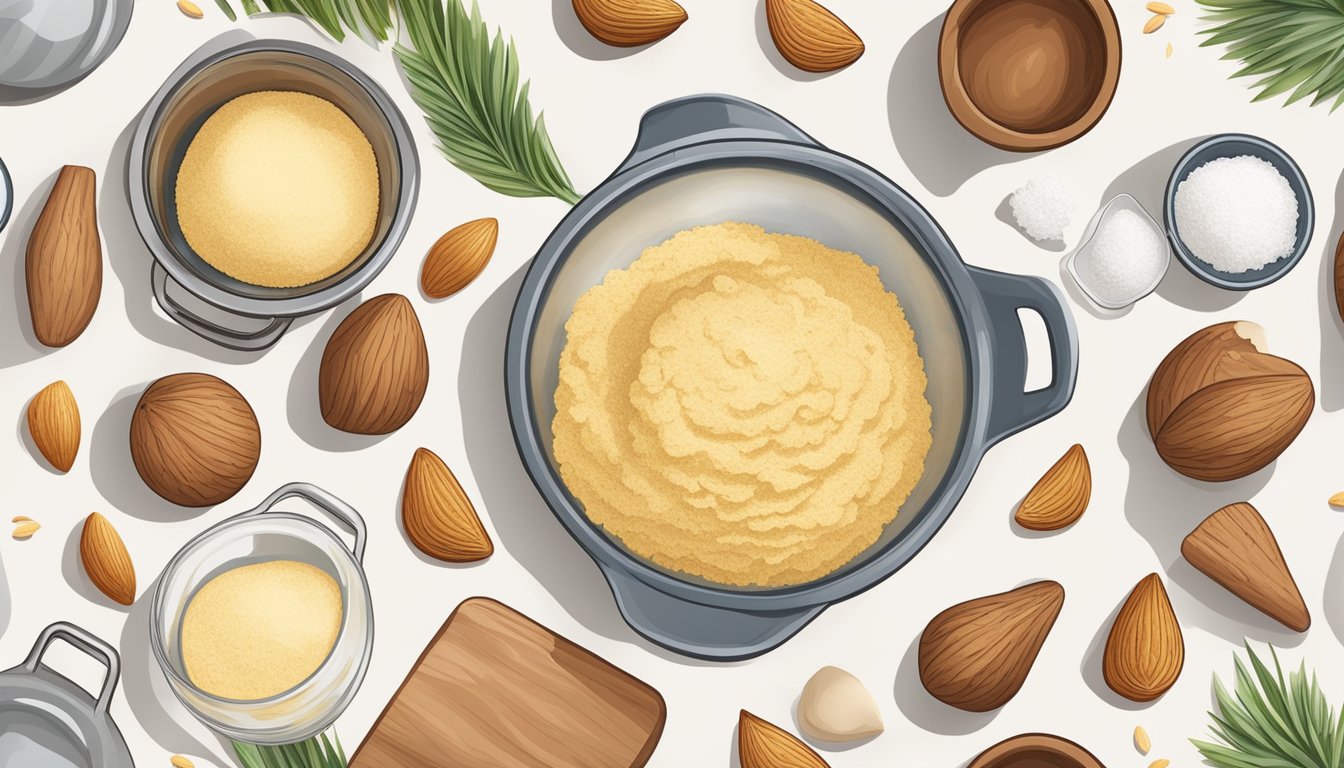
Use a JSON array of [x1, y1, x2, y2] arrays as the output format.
[[1103, 573, 1184, 702], [403, 448, 493, 562], [130, 373, 261, 507], [1014, 444, 1090, 531], [572, 0, 687, 47], [421, 218, 498, 299], [1183, 502, 1309, 632], [80, 512, 136, 606], [765, 0, 864, 73], [26, 165, 102, 347], [27, 380, 80, 473], [319, 294, 430, 435], [1147, 322, 1314, 482], [918, 580, 1065, 712], [738, 710, 830, 768]]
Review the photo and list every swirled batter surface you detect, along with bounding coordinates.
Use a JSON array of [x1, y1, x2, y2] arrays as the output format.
[[553, 222, 932, 587]]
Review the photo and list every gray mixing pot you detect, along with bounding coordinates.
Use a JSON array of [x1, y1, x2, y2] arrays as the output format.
[[507, 95, 1078, 661], [0, 622, 132, 767], [128, 32, 418, 351]]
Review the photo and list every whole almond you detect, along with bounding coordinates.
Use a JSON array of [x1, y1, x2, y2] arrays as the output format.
[[131, 373, 260, 507], [572, 0, 687, 47], [403, 448, 493, 562], [1143, 14, 1166, 32], [320, 294, 429, 435], [765, 0, 864, 73], [178, 0, 204, 17], [1015, 444, 1090, 531], [919, 581, 1065, 711], [1104, 574, 1183, 702], [1134, 725, 1151, 754], [1183, 502, 1309, 631], [739, 710, 829, 768], [421, 218, 498, 299], [80, 512, 136, 606], [1147, 1, 1175, 13], [27, 380, 80, 472], [27, 165, 102, 347], [1147, 322, 1313, 482], [170, 757, 196, 768]]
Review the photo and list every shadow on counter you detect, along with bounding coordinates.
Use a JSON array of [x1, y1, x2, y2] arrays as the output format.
[[887, 14, 1021, 197]]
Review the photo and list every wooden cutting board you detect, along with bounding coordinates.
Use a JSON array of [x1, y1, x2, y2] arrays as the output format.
[[350, 597, 666, 768]]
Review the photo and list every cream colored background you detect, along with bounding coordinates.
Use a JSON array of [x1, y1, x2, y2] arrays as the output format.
[[2, 1, 1343, 766]]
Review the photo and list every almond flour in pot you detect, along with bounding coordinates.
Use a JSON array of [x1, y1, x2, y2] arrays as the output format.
[[175, 91, 379, 288], [180, 559, 342, 701], [552, 222, 933, 587]]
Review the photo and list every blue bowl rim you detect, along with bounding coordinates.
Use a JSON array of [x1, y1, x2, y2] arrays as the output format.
[[1163, 132, 1314, 291]]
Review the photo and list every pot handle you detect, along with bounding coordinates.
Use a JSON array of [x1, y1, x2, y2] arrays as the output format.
[[617, 94, 820, 173], [24, 622, 121, 716], [600, 566, 823, 661], [152, 262, 293, 352], [969, 266, 1079, 446], [241, 482, 368, 563]]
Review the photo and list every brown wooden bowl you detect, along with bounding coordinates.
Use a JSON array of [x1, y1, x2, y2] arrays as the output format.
[[969, 733, 1107, 768], [939, 0, 1122, 151]]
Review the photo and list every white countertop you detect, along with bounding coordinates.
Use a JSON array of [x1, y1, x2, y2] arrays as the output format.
[[2, 1, 1343, 766]]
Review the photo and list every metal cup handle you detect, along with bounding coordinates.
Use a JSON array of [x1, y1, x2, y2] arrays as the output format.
[[152, 262, 292, 352], [24, 622, 121, 716], [238, 482, 368, 562]]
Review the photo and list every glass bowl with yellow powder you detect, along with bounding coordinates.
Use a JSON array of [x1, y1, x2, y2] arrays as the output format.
[[150, 483, 373, 745], [129, 34, 419, 351]]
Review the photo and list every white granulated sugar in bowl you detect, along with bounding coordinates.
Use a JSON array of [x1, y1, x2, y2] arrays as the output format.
[[1010, 177, 1073, 241], [1174, 155, 1298, 273]]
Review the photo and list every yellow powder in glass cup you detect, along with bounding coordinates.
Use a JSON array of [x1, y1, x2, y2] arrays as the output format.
[[175, 90, 380, 288], [181, 559, 343, 701]]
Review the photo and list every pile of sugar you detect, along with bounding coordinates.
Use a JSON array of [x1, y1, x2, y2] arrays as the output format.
[[1073, 208, 1167, 306], [1010, 178, 1073, 241], [1174, 155, 1298, 273]]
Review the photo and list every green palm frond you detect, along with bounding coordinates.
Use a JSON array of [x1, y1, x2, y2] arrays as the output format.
[[394, 0, 581, 203], [1192, 644, 1344, 768], [209, 0, 580, 203], [232, 732, 348, 768], [1198, 0, 1344, 110]]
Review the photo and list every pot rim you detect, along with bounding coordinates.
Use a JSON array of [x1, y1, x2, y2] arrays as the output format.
[[506, 139, 999, 613], [128, 35, 420, 319], [937, 0, 1123, 151], [149, 510, 374, 733]]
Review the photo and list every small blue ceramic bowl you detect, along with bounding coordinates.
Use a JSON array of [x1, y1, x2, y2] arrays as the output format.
[[1164, 133, 1313, 290], [0, 156, 11, 235]]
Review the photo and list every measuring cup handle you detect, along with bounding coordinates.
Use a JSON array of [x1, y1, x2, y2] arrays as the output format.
[[152, 262, 292, 352], [243, 483, 368, 562], [969, 266, 1079, 446], [617, 94, 820, 173], [24, 622, 121, 716]]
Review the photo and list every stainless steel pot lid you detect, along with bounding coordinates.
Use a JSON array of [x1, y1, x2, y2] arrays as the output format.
[[0, 622, 133, 768], [0, 0, 133, 90]]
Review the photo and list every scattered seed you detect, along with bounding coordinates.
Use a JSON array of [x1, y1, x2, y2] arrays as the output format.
[[1134, 725, 1152, 754], [1165, 43, 1173, 58], [170, 756, 195, 768], [1149, 761, 1170, 768], [11, 516, 32, 523], [177, 0, 204, 18], [1330, 492, 1344, 506], [1143, 13, 1167, 32], [1147, 1, 1176, 13], [12, 521, 40, 540]]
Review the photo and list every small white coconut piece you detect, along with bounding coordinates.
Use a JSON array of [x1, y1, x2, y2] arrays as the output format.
[[798, 666, 884, 742]]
